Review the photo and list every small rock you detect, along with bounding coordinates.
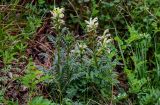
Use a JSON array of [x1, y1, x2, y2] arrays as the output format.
[[8, 72, 13, 79]]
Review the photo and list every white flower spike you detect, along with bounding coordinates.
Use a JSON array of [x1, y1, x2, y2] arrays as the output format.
[[51, 7, 65, 29], [51, 7, 65, 19], [85, 17, 98, 32]]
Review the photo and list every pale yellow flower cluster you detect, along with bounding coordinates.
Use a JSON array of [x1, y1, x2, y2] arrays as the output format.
[[97, 29, 113, 54], [85, 17, 98, 32], [51, 7, 65, 28], [71, 43, 87, 54], [51, 7, 64, 19]]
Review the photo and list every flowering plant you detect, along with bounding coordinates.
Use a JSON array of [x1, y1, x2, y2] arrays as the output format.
[[51, 7, 65, 29], [85, 17, 98, 32]]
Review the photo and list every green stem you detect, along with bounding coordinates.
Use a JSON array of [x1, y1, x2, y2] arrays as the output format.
[[93, 48, 99, 69], [56, 26, 61, 73], [57, 41, 60, 72]]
